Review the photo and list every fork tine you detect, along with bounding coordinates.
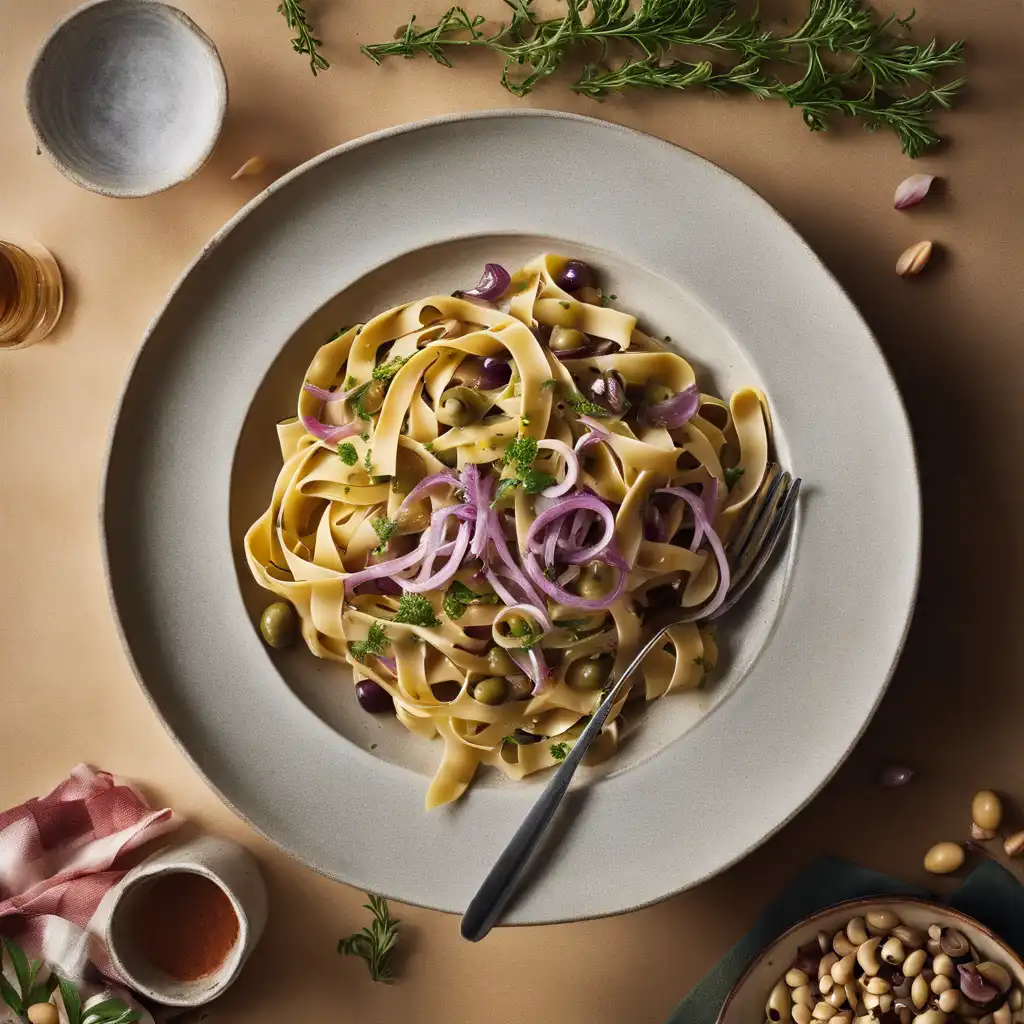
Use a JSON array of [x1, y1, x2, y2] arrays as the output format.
[[726, 463, 783, 564], [706, 477, 801, 622], [730, 470, 792, 586]]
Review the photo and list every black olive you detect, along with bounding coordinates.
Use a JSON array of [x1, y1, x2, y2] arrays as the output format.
[[355, 680, 394, 714], [553, 259, 595, 292]]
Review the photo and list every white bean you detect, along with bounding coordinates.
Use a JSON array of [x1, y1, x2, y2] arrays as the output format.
[[814, 1002, 836, 1021], [793, 1006, 812, 1024], [933, 953, 955, 978], [828, 987, 847, 1009], [931, 975, 953, 995], [834, 931, 858, 957], [793, 985, 816, 1008], [893, 925, 925, 949], [882, 937, 906, 966], [1009, 989, 1023, 1012], [847, 917, 869, 946], [938, 990, 960, 1014], [866, 977, 890, 996], [788, 969, 810, 988], [768, 980, 792, 1022], [913, 1012, 949, 1024], [903, 949, 928, 977], [866, 909, 900, 935], [832, 954, 856, 985], [857, 937, 882, 976], [912, 976, 930, 1008], [819, 976, 834, 995], [819, 953, 839, 980]]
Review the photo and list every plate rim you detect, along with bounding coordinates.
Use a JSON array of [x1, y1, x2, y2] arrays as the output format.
[[100, 108, 922, 922]]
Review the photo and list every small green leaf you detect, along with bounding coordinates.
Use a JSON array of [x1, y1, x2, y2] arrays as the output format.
[[724, 466, 745, 490], [58, 975, 83, 1024], [0, 974, 23, 1016], [5, 938, 32, 1000], [549, 742, 570, 761]]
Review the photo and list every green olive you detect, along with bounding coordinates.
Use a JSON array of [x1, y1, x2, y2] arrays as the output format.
[[260, 602, 298, 649], [395, 504, 430, 535], [577, 562, 613, 601], [473, 677, 509, 705], [504, 614, 530, 638], [436, 386, 489, 427], [487, 646, 516, 676], [646, 382, 674, 406], [566, 656, 612, 692], [548, 326, 588, 354]]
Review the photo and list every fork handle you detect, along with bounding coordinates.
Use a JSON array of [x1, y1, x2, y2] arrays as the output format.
[[460, 628, 669, 942]]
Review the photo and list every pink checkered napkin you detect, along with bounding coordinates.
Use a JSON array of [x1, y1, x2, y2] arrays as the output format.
[[0, 765, 179, 1019]]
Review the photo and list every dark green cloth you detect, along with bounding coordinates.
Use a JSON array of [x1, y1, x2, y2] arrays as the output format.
[[664, 856, 1024, 1023]]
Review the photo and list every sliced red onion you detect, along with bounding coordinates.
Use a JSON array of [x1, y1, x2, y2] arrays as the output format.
[[394, 471, 459, 522], [894, 173, 936, 210], [527, 493, 616, 565], [402, 520, 471, 593], [525, 551, 626, 611], [563, 541, 629, 571], [574, 416, 610, 454], [463, 263, 511, 302], [543, 517, 566, 567], [470, 472, 494, 558], [344, 534, 428, 593], [300, 413, 360, 448], [509, 647, 552, 695], [494, 602, 549, 641], [643, 383, 700, 429], [460, 463, 480, 506], [657, 487, 730, 618], [486, 516, 550, 621], [302, 381, 354, 403], [483, 565, 521, 609], [537, 439, 579, 498], [557, 564, 581, 586]]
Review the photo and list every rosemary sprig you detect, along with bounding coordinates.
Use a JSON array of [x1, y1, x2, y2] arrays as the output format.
[[277, 0, 329, 75], [338, 895, 400, 983], [362, 0, 965, 157]]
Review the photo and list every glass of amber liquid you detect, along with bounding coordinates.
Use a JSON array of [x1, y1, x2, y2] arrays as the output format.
[[0, 240, 64, 350]]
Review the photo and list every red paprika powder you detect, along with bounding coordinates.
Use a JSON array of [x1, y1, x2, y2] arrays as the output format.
[[132, 872, 239, 981]]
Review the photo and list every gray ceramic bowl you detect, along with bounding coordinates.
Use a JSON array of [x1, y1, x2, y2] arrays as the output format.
[[26, 0, 227, 198]]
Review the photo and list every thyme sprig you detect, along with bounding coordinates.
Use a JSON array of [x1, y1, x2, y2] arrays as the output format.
[[362, 0, 965, 157], [338, 895, 400, 983]]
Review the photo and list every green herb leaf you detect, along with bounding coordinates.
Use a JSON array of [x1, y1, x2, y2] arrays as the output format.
[[372, 356, 409, 384], [370, 516, 397, 553], [521, 467, 555, 494], [277, 0, 329, 76], [393, 594, 440, 628], [0, 974, 22, 1016], [540, 378, 557, 390], [337, 442, 358, 466], [363, 448, 374, 474], [350, 622, 388, 663], [338, 894, 400, 983], [566, 391, 608, 418], [443, 580, 499, 620], [5, 938, 32, 1001], [58, 975, 83, 1024], [724, 466, 745, 490], [503, 435, 538, 468], [549, 741, 570, 761]]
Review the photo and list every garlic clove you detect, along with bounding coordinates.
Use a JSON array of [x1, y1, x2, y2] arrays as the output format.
[[231, 156, 269, 181], [896, 240, 934, 277], [894, 173, 937, 209]]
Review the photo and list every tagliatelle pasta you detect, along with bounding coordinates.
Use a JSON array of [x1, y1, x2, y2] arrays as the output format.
[[244, 254, 770, 808]]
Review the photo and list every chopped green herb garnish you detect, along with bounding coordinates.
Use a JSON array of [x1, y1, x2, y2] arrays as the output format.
[[369, 743, 378, 750], [337, 442, 358, 465], [522, 467, 555, 494], [371, 516, 397, 553], [599, 293, 617, 306], [364, 449, 373, 473], [423, 441, 436, 454], [350, 622, 388, 663], [372, 356, 409, 384], [724, 466, 745, 490], [338, 894, 399, 984], [566, 390, 608, 417], [540, 378, 557, 390], [492, 477, 521, 505], [504, 434, 538, 468], [443, 580, 500, 620], [393, 594, 440, 628], [521, 414, 531, 427], [549, 742, 570, 761]]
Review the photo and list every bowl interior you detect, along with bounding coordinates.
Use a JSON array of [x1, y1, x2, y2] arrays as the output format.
[[27, 0, 225, 196], [718, 897, 1024, 1023], [107, 867, 245, 1006]]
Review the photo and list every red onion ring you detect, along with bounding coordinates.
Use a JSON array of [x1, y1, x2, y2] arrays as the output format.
[[302, 381, 354, 403], [299, 413, 360, 449], [402, 520, 472, 593], [537, 439, 579, 498], [394, 471, 459, 523], [524, 550, 626, 611], [527, 493, 616, 565], [657, 487, 730, 618], [344, 534, 429, 593], [643, 383, 700, 429], [462, 263, 511, 302]]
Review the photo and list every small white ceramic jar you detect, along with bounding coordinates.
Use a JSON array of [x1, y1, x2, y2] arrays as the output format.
[[105, 836, 267, 1006]]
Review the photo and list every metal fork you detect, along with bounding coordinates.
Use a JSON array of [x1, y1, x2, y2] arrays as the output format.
[[460, 465, 801, 941]]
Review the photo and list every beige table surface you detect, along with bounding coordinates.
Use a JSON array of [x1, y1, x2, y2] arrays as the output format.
[[3, 1, 1024, 1022]]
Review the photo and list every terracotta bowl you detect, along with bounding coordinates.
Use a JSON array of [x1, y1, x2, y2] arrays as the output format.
[[717, 896, 1024, 1022]]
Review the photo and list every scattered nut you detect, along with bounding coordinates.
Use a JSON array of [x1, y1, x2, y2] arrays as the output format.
[[973, 791, 1004, 832], [1004, 831, 1024, 858], [924, 842, 965, 874], [231, 156, 269, 180], [896, 240, 934, 277], [26, 1006, 58, 1024]]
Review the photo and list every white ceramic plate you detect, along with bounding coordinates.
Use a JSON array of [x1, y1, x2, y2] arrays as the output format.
[[102, 111, 920, 922]]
